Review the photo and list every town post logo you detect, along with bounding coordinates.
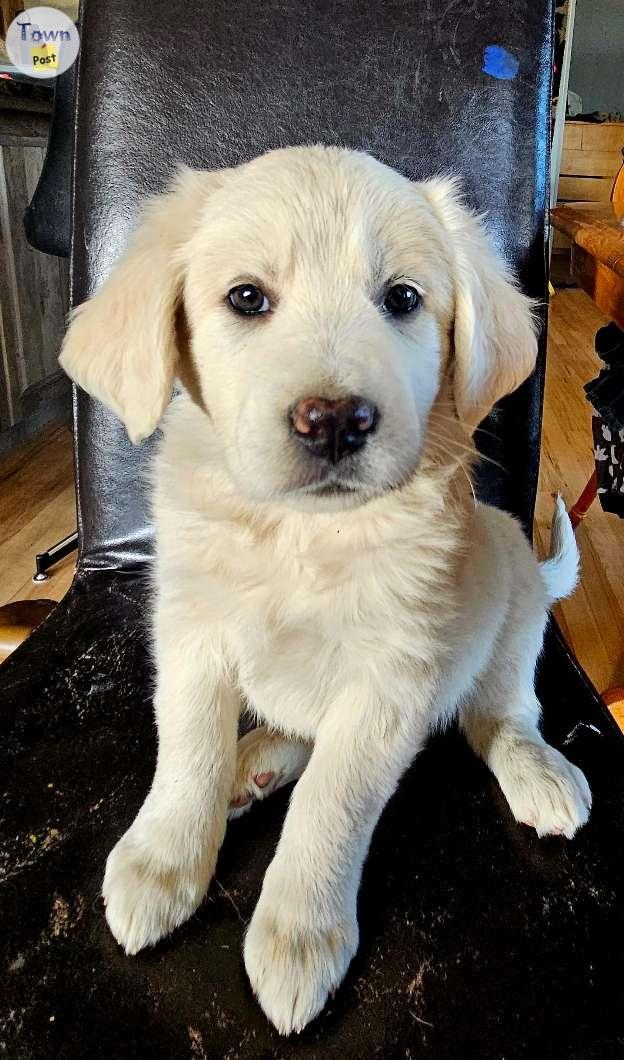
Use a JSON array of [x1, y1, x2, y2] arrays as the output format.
[[5, 6, 80, 79]]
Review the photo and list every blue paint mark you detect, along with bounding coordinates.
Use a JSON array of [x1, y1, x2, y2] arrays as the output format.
[[482, 45, 519, 80]]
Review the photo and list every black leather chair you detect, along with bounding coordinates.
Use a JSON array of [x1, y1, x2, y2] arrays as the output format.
[[23, 64, 74, 260], [2, 3, 624, 1056]]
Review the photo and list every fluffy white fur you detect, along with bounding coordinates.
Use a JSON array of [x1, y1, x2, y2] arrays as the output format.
[[60, 146, 591, 1036]]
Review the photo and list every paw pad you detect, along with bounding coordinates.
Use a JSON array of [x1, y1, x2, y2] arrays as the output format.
[[253, 772, 274, 789]]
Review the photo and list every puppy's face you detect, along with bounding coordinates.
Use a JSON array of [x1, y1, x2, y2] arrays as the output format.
[[60, 147, 538, 511], [181, 150, 453, 508]]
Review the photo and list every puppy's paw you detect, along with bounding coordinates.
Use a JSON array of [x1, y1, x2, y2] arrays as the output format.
[[244, 897, 358, 1035], [498, 740, 592, 839], [102, 826, 211, 955], [228, 726, 311, 819]]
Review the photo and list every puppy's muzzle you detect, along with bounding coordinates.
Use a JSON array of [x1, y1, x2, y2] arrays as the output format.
[[290, 395, 378, 464]]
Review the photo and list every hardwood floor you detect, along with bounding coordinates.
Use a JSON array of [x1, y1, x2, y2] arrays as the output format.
[[535, 289, 624, 718], [0, 296, 622, 729], [0, 424, 76, 607]]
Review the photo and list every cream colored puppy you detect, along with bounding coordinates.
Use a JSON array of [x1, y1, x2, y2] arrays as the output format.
[[60, 146, 590, 1036]]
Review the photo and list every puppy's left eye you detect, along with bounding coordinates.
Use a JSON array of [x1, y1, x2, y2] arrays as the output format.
[[383, 283, 422, 315], [228, 283, 270, 315]]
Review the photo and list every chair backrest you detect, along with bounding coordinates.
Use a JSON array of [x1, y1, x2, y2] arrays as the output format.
[[24, 65, 75, 259], [71, 0, 552, 571]]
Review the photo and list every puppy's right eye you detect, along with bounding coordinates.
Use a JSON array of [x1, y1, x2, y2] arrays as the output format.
[[383, 282, 422, 316], [227, 283, 270, 315]]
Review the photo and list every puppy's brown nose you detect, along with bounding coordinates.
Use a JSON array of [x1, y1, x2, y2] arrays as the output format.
[[290, 395, 378, 463]]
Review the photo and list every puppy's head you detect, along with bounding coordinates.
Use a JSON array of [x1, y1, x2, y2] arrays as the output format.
[[60, 146, 537, 510]]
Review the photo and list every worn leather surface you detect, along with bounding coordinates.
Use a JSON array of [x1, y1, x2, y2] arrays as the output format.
[[3, 1, 624, 1056], [1, 573, 624, 1058], [23, 65, 75, 259], [71, 0, 551, 569]]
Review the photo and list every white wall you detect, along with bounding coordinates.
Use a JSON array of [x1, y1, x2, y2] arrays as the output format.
[[568, 0, 624, 114]]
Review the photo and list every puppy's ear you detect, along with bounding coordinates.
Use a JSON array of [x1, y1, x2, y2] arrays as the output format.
[[60, 166, 226, 443], [423, 177, 538, 433]]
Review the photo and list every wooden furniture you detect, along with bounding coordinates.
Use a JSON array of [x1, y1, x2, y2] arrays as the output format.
[[559, 120, 624, 203], [0, 0, 23, 38], [1, 0, 77, 42], [551, 201, 624, 329], [0, 598, 55, 662], [553, 120, 624, 252], [0, 98, 70, 451], [613, 159, 624, 221]]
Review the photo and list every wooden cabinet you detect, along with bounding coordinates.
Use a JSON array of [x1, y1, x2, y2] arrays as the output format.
[[554, 121, 624, 252], [559, 120, 624, 204], [0, 108, 70, 452]]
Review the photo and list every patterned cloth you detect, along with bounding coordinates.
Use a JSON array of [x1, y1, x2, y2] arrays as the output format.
[[585, 323, 624, 517]]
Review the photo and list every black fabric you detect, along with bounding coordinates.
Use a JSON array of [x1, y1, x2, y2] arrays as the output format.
[[1, 573, 624, 1060], [585, 323, 624, 517], [23, 64, 75, 259], [2, 1, 624, 1056], [585, 323, 624, 433], [590, 411, 624, 516]]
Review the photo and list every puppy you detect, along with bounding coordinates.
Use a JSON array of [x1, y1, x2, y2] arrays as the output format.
[[60, 146, 591, 1035]]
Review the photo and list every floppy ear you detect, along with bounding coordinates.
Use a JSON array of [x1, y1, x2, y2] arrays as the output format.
[[423, 177, 539, 433], [59, 166, 225, 443]]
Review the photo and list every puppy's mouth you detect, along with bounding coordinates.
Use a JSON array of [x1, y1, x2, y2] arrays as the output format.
[[305, 480, 361, 497], [283, 476, 369, 511], [294, 452, 368, 498]]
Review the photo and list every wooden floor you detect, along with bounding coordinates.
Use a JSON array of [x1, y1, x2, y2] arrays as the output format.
[[0, 293, 622, 729], [0, 424, 76, 607], [535, 289, 624, 727]]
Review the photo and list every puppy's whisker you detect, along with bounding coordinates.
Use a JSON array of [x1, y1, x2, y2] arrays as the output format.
[[428, 417, 506, 473], [426, 426, 477, 463], [427, 435, 477, 507], [430, 408, 503, 445]]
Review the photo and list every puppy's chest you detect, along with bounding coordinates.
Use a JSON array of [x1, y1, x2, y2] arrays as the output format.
[[204, 523, 451, 734], [226, 540, 385, 641]]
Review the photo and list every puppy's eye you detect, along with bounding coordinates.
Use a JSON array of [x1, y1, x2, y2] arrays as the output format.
[[228, 283, 270, 315], [383, 283, 421, 316]]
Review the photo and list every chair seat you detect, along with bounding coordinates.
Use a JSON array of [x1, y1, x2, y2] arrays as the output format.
[[2, 571, 623, 1058]]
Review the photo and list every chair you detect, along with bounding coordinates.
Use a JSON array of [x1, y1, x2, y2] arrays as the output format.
[[2, 2, 623, 1055]]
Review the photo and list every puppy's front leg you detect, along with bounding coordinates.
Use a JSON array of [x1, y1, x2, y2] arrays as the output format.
[[103, 614, 238, 955], [244, 692, 425, 1034]]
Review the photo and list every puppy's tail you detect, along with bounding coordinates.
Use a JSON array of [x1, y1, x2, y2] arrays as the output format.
[[539, 495, 579, 604]]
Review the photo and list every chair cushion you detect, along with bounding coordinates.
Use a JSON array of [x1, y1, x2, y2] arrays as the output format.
[[1, 573, 623, 1057]]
